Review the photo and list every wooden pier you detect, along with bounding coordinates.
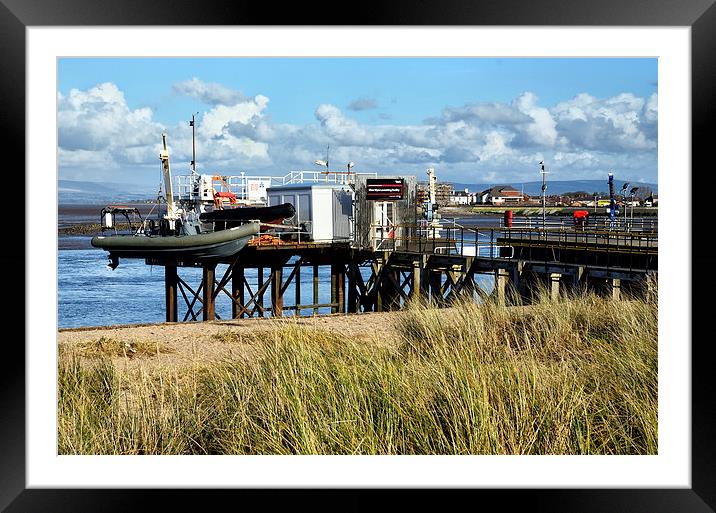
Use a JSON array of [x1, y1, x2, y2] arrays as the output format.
[[148, 225, 658, 322]]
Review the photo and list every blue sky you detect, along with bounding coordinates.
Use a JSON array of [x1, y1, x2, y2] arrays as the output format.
[[58, 57, 658, 187]]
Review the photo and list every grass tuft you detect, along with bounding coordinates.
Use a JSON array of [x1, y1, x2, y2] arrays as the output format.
[[70, 336, 174, 359]]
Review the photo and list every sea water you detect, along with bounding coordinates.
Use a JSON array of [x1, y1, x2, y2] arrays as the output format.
[[57, 205, 499, 328]]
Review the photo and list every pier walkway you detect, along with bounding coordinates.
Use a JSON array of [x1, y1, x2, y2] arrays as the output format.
[[143, 223, 657, 322]]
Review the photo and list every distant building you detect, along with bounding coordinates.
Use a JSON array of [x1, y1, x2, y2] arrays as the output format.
[[416, 184, 429, 204], [435, 183, 454, 206], [478, 185, 524, 205], [449, 188, 477, 205], [416, 181, 455, 206]]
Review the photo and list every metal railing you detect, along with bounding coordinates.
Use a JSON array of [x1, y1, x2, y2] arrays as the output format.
[[499, 215, 658, 233], [175, 170, 378, 203], [368, 220, 503, 259], [366, 218, 658, 263]]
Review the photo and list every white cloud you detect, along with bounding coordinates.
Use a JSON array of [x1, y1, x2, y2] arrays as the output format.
[[512, 92, 558, 148], [58, 82, 164, 180], [552, 92, 657, 152], [58, 81, 658, 185]]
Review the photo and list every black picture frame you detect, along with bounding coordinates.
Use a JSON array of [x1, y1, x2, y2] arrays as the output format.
[[3, 1, 713, 511]]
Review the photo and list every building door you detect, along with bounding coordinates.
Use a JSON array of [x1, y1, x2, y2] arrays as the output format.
[[372, 201, 395, 250]]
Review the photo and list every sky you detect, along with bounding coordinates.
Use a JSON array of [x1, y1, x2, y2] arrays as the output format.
[[57, 57, 658, 187]]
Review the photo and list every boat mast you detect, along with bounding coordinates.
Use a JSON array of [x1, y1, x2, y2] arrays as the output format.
[[190, 113, 197, 175], [159, 131, 177, 220]]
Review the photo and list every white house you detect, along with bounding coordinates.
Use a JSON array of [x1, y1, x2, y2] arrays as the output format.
[[478, 185, 524, 205]]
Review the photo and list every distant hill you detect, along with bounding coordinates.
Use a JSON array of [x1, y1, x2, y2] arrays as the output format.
[[451, 179, 658, 197], [59, 180, 156, 204], [59, 177, 659, 205]]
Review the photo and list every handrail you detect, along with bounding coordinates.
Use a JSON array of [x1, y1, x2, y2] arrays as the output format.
[[366, 221, 657, 264], [175, 170, 378, 203]]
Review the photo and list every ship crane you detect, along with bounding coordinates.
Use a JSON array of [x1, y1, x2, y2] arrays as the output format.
[[159, 131, 179, 228]]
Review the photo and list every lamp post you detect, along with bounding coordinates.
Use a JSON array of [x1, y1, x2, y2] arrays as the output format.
[[629, 187, 639, 229], [539, 161, 548, 232], [620, 182, 629, 230]]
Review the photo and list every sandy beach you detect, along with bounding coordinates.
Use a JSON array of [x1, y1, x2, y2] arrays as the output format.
[[58, 311, 406, 372]]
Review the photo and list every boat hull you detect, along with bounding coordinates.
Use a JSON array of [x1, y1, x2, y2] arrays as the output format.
[[199, 202, 295, 226], [91, 222, 260, 262]]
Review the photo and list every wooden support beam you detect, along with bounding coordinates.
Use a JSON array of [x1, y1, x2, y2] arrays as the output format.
[[313, 264, 319, 316], [495, 268, 509, 306], [331, 264, 338, 314], [271, 266, 283, 317], [295, 261, 301, 317], [177, 275, 203, 321], [428, 270, 443, 305], [232, 266, 244, 319], [550, 273, 561, 301], [202, 264, 216, 321], [372, 259, 384, 312], [257, 267, 265, 316], [412, 260, 421, 301], [381, 268, 405, 310], [335, 263, 345, 313], [611, 278, 621, 301], [347, 262, 358, 313], [164, 263, 178, 322]]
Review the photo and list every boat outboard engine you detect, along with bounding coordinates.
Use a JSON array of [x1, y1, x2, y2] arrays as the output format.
[[107, 255, 119, 270]]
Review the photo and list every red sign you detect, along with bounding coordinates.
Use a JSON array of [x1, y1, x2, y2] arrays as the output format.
[[366, 178, 404, 200]]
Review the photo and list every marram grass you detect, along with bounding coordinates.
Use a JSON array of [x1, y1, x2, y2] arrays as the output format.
[[58, 288, 657, 455]]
